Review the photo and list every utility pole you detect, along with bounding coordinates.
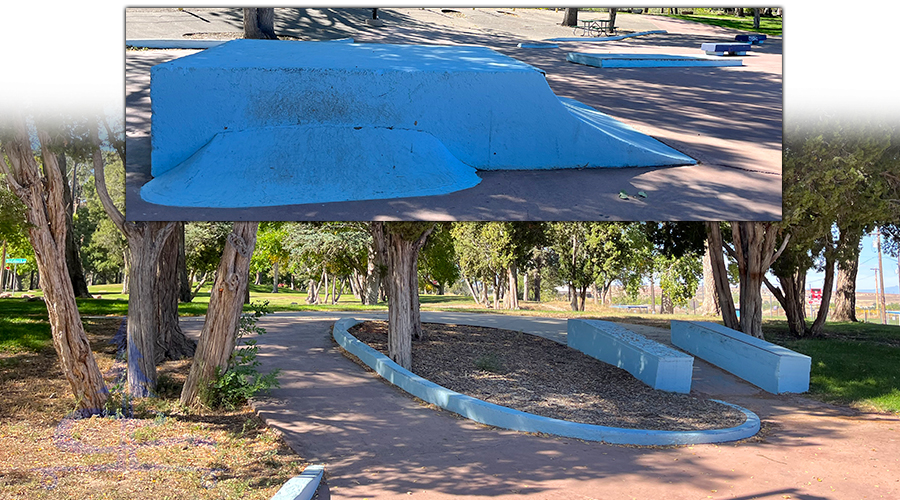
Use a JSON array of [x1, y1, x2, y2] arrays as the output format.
[[875, 227, 888, 325]]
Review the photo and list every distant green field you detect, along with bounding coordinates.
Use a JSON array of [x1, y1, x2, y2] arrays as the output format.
[[663, 13, 782, 36]]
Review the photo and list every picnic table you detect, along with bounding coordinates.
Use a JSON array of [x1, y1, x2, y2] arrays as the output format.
[[573, 18, 617, 37]]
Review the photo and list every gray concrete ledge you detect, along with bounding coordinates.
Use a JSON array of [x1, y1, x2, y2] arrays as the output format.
[[333, 318, 760, 446], [270, 464, 325, 500]]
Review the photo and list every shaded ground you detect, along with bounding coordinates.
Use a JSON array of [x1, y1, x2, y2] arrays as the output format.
[[348, 321, 745, 430], [233, 312, 900, 500], [0, 317, 306, 500]]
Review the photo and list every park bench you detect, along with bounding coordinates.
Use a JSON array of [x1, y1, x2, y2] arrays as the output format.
[[700, 42, 751, 56], [567, 319, 694, 393], [735, 34, 767, 44], [670, 321, 811, 394]]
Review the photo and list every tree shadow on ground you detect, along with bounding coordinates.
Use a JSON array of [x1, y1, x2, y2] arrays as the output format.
[[243, 316, 885, 499]]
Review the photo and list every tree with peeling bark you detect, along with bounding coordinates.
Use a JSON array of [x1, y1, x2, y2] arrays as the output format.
[[385, 222, 434, 370], [181, 221, 259, 407], [718, 222, 790, 339], [93, 121, 181, 397], [1, 117, 109, 414]]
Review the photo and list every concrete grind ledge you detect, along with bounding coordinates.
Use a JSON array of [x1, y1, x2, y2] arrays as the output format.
[[545, 29, 667, 42], [333, 318, 761, 446], [269, 464, 325, 500]]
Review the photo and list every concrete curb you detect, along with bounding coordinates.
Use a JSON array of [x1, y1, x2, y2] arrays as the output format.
[[270, 464, 325, 500], [333, 318, 761, 446], [545, 29, 667, 42]]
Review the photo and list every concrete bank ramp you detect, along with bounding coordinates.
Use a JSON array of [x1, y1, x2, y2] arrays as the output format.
[[145, 39, 695, 207]]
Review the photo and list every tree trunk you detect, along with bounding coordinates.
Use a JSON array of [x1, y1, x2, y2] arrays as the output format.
[[385, 224, 434, 369], [832, 228, 863, 322], [175, 223, 192, 303], [731, 222, 789, 339], [706, 222, 740, 330], [124, 221, 175, 397], [767, 268, 808, 336], [156, 224, 196, 363], [753, 8, 761, 29], [661, 292, 674, 314], [649, 275, 656, 314], [533, 261, 542, 302], [700, 240, 721, 315], [809, 246, 837, 337], [180, 222, 259, 406], [56, 153, 91, 298], [192, 270, 209, 296], [243, 8, 277, 39], [1, 122, 109, 413], [506, 262, 519, 310], [608, 8, 618, 29], [91, 120, 177, 398], [121, 250, 130, 294], [562, 8, 578, 26], [522, 271, 529, 303], [271, 261, 280, 293], [362, 222, 388, 305]]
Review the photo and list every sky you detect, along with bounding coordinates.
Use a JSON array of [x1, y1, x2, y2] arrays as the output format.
[[806, 233, 900, 295]]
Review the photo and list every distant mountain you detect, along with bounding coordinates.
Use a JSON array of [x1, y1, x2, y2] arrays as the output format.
[[858, 285, 900, 295]]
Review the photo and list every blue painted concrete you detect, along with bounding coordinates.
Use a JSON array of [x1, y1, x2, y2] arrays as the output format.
[[735, 34, 766, 44], [517, 42, 559, 48], [700, 43, 751, 56], [141, 125, 482, 207], [567, 52, 743, 68], [671, 321, 811, 394], [333, 318, 760, 445], [567, 319, 694, 393], [146, 39, 696, 207], [546, 29, 667, 42], [270, 464, 324, 500]]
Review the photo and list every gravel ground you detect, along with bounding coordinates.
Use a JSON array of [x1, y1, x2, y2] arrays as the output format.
[[348, 321, 746, 431]]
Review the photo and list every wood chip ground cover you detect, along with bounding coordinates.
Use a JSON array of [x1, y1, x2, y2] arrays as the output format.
[[0, 317, 307, 500], [349, 321, 746, 431]]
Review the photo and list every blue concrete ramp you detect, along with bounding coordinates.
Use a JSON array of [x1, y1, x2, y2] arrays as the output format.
[[141, 125, 481, 207], [146, 40, 695, 207]]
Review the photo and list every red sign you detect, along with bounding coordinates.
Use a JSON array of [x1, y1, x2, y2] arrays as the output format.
[[809, 288, 822, 305]]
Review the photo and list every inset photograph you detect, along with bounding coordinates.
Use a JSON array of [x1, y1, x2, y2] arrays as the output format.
[[126, 7, 782, 220]]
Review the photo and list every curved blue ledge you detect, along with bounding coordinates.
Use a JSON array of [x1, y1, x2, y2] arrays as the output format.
[[333, 318, 760, 446]]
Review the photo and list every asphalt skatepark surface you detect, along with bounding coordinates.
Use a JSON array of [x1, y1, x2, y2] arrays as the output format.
[[179, 311, 899, 500], [125, 8, 782, 221]]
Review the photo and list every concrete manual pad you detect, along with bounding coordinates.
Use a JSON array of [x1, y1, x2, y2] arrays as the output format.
[[567, 52, 743, 68], [147, 39, 696, 207], [140, 125, 482, 207]]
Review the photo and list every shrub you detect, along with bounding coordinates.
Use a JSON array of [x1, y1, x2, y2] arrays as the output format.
[[202, 301, 281, 410]]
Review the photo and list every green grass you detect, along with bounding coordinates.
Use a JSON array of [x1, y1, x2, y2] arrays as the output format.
[[779, 338, 900, 413], [662, 13, 782, 36]]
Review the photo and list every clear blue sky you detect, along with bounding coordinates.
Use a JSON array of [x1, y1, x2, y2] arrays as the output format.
[[806, 232, 900, 294]]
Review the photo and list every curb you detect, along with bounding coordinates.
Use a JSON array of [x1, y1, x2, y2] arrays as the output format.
[[270, 464, 325, 500], [333, 318, 760, 446]]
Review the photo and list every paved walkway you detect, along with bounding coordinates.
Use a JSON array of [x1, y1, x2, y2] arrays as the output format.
[[125, 8, 781, 221], [182, 311, 899, 499]]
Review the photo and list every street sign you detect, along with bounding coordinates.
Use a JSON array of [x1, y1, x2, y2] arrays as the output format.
[[5, 258, 26, 264], [808, 288, 822, 306]]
